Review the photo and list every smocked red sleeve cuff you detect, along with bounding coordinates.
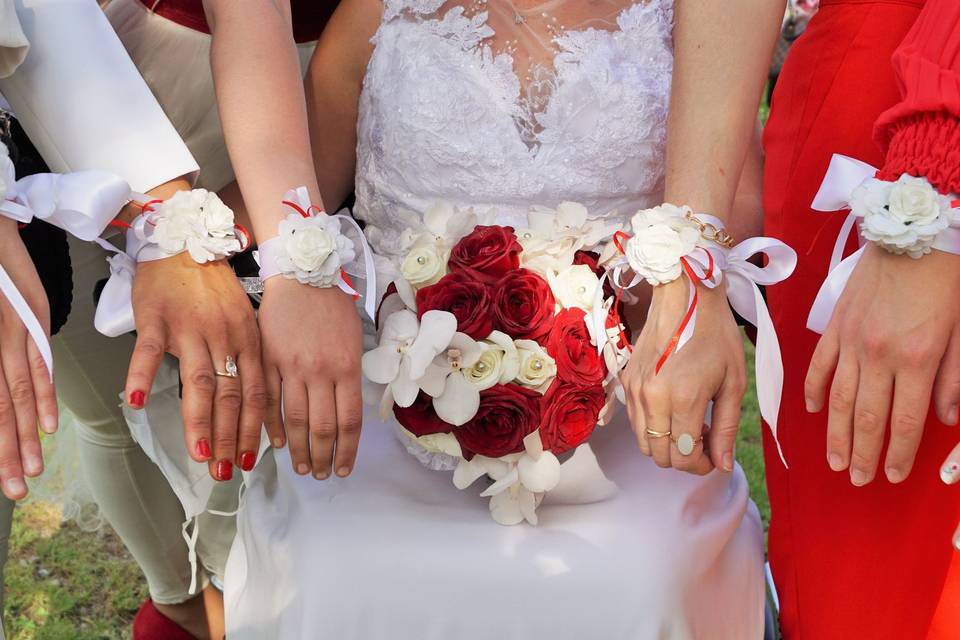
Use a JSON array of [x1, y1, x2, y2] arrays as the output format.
[[876, 111, 960, 196]]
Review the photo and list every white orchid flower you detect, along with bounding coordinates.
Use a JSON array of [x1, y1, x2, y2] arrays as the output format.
[[423, 332, 484, 426], [517, 202, 620, 276], [361, 309, 457, 408], [454, 431, 561, 526], [398, 201, 478, 254]]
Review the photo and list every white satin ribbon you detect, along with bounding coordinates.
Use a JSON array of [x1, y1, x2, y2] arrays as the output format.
[[0, 162, 134, 375], [595, 221, 797, 465], [257, 187, 378, 320], [807, 154, 960, 334], [93, 238, 137, 338]]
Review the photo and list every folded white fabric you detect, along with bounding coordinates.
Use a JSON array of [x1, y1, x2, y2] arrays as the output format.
[[0, 142, 133, 378]]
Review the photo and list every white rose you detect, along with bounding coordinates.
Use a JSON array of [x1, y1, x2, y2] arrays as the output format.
[[853, 175, 951, 259], [514, 340, 556, 393], [286, 225, 334, 272], [625, 222, 699, 286], [548, 264, 601, 311], [400, 246, 447, 288], [888, 176, 942, 226], [630, 203, 691, 233], [463, 345, 504, 391], [196, 192, 236, 238], [277, 214, 354, 286]]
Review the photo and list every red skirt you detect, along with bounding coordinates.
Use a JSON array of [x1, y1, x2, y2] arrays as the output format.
[[763, 0, 960, 637]]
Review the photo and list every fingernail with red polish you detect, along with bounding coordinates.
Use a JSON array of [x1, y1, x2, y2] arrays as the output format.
[[129, 390, 145, 408], [196, 439, 212, 460], [217, 460, 233, 481], [240, 451, 256, 471]]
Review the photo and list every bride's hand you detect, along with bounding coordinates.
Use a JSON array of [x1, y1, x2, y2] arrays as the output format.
[[126, 253, 265, 482], [806, 244, 960, 486], [0, 218, 56, 499], [620, 279, 746, 475], [258, 279, 363, 480]]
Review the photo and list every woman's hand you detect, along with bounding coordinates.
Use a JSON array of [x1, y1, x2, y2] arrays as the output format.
[[806, 244, 960, 486], [258, 278, 363, 480], [621, 279, 746, 475], [0, 218, 56, 499], [125, 252, 265, 482]]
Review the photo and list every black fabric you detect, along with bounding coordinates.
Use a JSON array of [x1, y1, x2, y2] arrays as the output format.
[[1, 113, 73, 335]]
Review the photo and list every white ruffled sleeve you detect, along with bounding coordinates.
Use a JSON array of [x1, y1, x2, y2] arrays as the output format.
[[0, 0, 198, 193]]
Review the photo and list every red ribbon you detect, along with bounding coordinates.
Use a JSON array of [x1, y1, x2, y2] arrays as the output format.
[[611, 232, 713, 375]]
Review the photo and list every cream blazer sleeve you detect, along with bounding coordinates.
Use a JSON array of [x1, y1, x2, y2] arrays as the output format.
[[0, 0, 29, 78], [0, 0, 199, 193]]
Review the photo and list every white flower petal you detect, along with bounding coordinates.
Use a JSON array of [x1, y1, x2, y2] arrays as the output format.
[[453, 457, 488, 490], [433, 373, 481, 426], [407, 310, 457, 378], [361, 346, 402, 384], [391, 360, 420, 408], [519, 489, 539, 526], [480, 467, 520, 497], [489, 489, 525, 526], [518, 451, 561, 493], [418, 363, 449, 398], [381, 309, 420, 344]]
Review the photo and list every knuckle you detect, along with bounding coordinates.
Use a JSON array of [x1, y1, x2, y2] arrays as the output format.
[[244, 386, 269, 411], [135, 338, 165, 360], [7, 377, 33, 404], [849, 449, 876, 471], [216, 385, 243, 410], [671, 388, 699, 410], [339, 415, 362, 436], [853, 408, 882, 435], [284, 409, 309, 432], [0, 460, 22, 479], [899, 337, 935, 367], [828, 387, 853, 414], [860, 331, 889, 359], [641, 379, 669, 405], [826, 433, 849, 452], [189, 368, 217, 393], [311, 421, 337, 441], [891, 412, 924, 440]]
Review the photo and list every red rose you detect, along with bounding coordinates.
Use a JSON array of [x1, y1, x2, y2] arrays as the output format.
[[572, 250, 601, 275], [394, 392, 452, 438], [539, 382, 605, 454], [454, 384, 541, 460], [546, 308, 607, 387], [493, 268, 556, 343], [416, 271, 494, 340], [448, 225, 522, 284]]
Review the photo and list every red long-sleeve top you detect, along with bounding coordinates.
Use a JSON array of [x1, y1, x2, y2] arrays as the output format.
[[874, 0, 960, 195]]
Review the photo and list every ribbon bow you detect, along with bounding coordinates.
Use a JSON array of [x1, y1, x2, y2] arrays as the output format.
[[0, 155, 133, 377], [597, 221, 797, 465], [808, 154, 960, 334], [257, 187, 378, 320]]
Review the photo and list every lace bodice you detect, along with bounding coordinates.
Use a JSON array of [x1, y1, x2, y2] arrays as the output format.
[[355, 0, 675, 267]]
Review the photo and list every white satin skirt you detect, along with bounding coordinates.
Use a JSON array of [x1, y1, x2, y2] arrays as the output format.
[[224, 411, 765, 639]]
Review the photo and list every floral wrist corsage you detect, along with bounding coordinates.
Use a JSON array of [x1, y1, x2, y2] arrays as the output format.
[[130, 189, 249, 263]]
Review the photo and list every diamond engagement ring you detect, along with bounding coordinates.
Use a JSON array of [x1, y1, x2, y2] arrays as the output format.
[[216, 355, 239, 378]]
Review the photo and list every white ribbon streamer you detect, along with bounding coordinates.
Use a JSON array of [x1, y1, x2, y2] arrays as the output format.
[[0, 163, 134, 375], [257, 187, 378, 320], [596, 223, 797, 465], [807, 154, 960, 334]]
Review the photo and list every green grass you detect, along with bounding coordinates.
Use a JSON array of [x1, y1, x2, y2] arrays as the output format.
[[737, 340, 771, 531], [3, 502, 146, 639]]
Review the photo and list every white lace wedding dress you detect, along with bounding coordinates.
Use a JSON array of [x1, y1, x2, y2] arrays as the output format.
[[224, 2, 765, 637]]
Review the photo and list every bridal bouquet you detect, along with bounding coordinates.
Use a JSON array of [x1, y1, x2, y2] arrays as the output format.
[[362, 202, 627, 525]]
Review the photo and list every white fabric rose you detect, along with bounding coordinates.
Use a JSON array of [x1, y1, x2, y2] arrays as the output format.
[[151, 189, 242, 263], [854, 175, 952, 258], [548, 264, 601, 311], [514, 339, 557, 393], [276, 213, 356, 287], [400, 246, 447, 288], [625, 222, 699, 286]]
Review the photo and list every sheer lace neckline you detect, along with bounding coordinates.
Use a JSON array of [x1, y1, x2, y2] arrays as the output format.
[[385, 0, 650, 151]]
